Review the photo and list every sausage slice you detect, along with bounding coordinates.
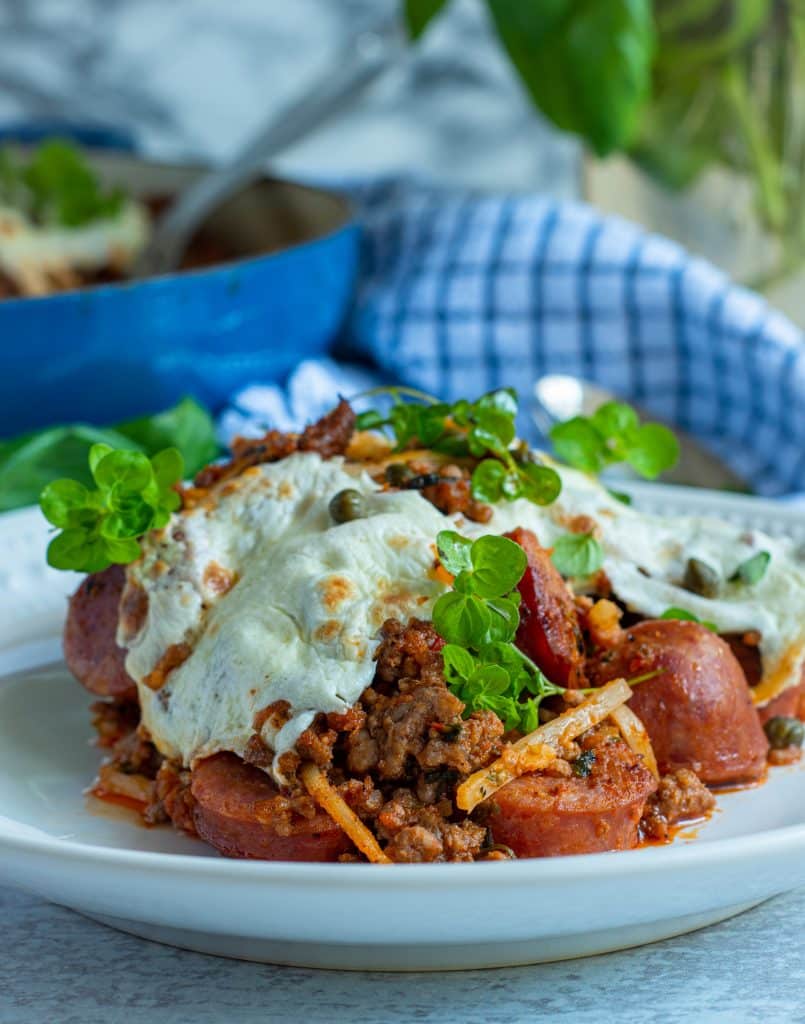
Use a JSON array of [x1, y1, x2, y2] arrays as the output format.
[[63, 566, 137, 700], [488, 736, 656, 857], [191, 753, 352, 862], [591, 620, 769, 785]]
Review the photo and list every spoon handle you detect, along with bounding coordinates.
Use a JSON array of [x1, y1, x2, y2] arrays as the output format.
[[135, 15, 406, 277]]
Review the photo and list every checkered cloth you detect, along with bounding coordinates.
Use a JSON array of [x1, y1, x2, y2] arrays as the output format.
[[220, 179, 805, 497]]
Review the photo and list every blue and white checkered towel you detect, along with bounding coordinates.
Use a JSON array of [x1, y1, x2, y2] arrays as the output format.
[[220, 179, 805, 498]]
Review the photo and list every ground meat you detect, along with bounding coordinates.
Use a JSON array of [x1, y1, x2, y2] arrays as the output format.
[[641, 768, 715, 841], [298, 398, 356, 458], [419, 467, 492, 524], [90, 700, 140, 748], [373, 618, 445, 689], [376, 788, 487, 862], [193, 400, 356, 490], [108, 727, 162, 778], [147, 761, 196, 832]]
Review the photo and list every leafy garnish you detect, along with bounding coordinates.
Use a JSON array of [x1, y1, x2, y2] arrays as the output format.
[[0, 140, 126, 228], [551, 532, 604, 577], [730, 551, 771, 586], [40, 445, 183, 573], [355, 386, 561, 508], [549, 400, 679, 480], [0, 397, 219, 513], [660, 607, 718, 633], [433, 531, 565, 732]]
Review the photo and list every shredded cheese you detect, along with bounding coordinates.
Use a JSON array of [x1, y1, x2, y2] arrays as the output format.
[[609, 703, 659, 779], [456, 679, 633, 812], [299, 762, 391, 865]]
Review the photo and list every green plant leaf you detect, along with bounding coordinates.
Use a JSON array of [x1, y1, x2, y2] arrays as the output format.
[[551, 532, 605, 577], [624, 423, 680, 479], [660, 607, 718, 632], [436, 530, 474, 576], [432, 591, 492, 647], [485, 0, 656, 156], [116, 397, 218, 476], [470, 459, 506, 502], [470, 534, 528, 598], [404, 0, 450, 39]]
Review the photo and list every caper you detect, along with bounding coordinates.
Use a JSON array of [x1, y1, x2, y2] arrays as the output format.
[[384, 462, 413, 487], [683, 557, 720, 598], [763, 715, 805, 750], [329, 488, 366, 524]]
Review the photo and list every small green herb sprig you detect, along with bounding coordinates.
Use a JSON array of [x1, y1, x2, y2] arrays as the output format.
[[551, 531, 604, 578], [0, 140, 126, 228], [355, 387, 561, 507], [660, 607, 717, 633], [433, 530, 565, 733], [40, 444, 183, 573], [550, 400, 679, 479]]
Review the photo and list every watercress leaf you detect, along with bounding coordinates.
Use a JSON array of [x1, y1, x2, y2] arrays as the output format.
[[103, 536, 143, 565], [39, 478, 91, 527], [355, 409, 387, 431], [549, 416, 606, 473], [450, 399, 472, 426], [472, 663, 511, 695], [470, 459, 506, 502], [470, 534, 527, 598], [473, 407, 516, 448], [417, 403, 450, 446], [47, 528, 108, 573], [88, 443, 114, 477], [730, 551, 771, 585], [624, 423, 680, 479], [431, 432, 470, 457], [441, 643, 477, 684], [432, 591, 491, 646], [93, 449, 152, 492], [608, 488, 633, 505], [452, 569, 475, 595], [660, 607, 718, 632], [551, 532, 604, 577], [501, 471, 524, 500], [475, 387, 518, 419], [404, 0, 449, 39], [519, 462, 562, 505], [150, 447, 184, 493], [485, 595, 521, 643], [436, 530, 474, 575], [591, 400, 639, 439]]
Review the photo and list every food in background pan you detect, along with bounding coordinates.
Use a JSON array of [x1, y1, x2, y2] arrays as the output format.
[[43, 390, 805, 862]]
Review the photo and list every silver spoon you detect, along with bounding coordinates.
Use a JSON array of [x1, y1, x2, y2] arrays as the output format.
[[132, 13, 406, 279], [531, 374, 749, 491]]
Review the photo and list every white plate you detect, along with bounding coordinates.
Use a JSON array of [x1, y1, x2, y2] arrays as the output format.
[[2, 490, 805, 971]]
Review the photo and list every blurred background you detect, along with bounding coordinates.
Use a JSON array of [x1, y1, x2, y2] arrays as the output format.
[[3, 0, 803, 317]]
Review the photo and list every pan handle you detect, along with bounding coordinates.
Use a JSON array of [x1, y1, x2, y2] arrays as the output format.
[[134, 13, 408, 278], [0, 119, 138, 152]]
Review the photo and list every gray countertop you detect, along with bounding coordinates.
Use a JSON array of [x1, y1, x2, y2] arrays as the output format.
[[2, 884, 804, 1024]]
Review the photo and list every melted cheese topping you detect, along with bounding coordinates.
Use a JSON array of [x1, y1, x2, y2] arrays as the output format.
[[121, 452, 805, 781], [0, 200, 149, 294]]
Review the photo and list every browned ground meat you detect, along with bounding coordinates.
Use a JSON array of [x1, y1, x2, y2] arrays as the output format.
[[146, 761, 195, 830], [419, 467, 492, 524], [298, 398, 357, 458], [91, 700, 140, 748], [640, 768, 715, 841], [193, 400, 356, 490]]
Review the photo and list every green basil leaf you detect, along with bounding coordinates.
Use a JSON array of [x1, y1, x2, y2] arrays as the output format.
[[470, 459, 506, 502], [485, 0, 655, 156], [470, 534, 528, 598], [730, 551, 771, 586], [436, 530, 474, 575], [432, 591, 491, 646], [624, 423, 680, 479], [404, 0, 450, 39], [551, 532, 605, 577], [116, 397, 218, 476]]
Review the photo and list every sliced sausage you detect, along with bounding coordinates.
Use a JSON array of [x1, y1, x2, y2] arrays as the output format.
[[505, 527, 585, 688], [590, 620, 769, 785], [191, 753, 353, 862], [488, 736, 656, 857], [63, 566, 137, 700]]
